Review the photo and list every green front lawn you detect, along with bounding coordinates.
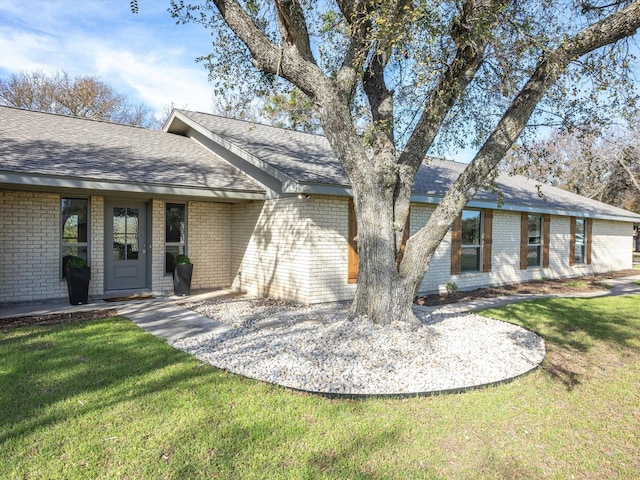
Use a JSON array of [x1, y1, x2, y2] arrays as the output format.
[[2, 296, 639, 479]]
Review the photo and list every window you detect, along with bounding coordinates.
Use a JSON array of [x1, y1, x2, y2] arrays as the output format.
[[112, 207, 140, 261], [520, 213, 550, 269], [451, 209, 493, 275], [570, 217, 592, 266], [574, 218, 586, 264], [61, 198, 89, 276], [527, 215, 542, 267], [165, 203, 186, 274], [461, 210, 481, 272]]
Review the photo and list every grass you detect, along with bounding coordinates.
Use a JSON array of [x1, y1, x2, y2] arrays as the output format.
[[2, 297, 640, 479], [633, 252, 640, 268]]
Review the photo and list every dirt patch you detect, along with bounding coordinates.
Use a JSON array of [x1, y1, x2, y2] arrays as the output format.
[[415, 270, 638, 307], [0, 308, 119, 330]]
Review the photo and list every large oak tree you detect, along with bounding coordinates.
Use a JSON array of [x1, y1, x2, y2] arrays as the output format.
[[163, 0, 640, 324]]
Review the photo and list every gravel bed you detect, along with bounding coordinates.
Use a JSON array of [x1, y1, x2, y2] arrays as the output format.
[[172, 298, 545, 396]]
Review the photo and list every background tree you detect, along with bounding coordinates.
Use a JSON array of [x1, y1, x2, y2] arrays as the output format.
[[0, 70, 155, 127], [164, 0, 640, 325], [264, 88, 322, 133], [506, 126, 640, 213]]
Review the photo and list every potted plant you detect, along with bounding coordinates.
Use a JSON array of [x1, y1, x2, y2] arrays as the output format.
[[64, 256, 91, 305], [173, 254, 193, 296]]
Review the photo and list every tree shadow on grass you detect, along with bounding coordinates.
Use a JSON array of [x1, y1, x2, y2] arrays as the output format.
[[482, 295, 640, 390], [0, 317, 246, 445], [483, 295, 640, 353]]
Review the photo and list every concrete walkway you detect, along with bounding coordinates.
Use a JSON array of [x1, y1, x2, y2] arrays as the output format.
[[0, 289, 235, 340], [415, 274, 640, 315], [2, 274, 640, 340]]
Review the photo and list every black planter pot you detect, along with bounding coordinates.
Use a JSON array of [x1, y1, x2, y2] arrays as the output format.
[[173, 263, 193, 296], [66, 266, 91, 305]]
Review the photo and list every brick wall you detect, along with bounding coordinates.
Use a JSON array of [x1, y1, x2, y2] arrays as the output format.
[[306, 196, 356, 303], [416, 210, 635, 295], [0, 191, 67, 302], [231, 197, 311, 302], [1, 189, 635, 304], [188, 201, 233, 290], [89, 196, 104, 296], [150, 199, 173, 294]]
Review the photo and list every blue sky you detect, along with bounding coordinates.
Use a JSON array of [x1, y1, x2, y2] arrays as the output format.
[[0, 0, 216, 120]]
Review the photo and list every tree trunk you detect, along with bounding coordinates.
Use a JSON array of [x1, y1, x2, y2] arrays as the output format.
[[348, 183, 420, 325]]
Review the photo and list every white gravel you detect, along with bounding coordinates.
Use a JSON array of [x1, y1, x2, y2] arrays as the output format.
[[171, 297, 545, 396]]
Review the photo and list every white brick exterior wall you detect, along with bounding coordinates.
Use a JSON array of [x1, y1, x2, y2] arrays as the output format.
[[231, 197, 312, 302], [0, 189, 635, 305], [188, 201, 233, 290], [306, 196, 357, 303], [415, 209, 635, 295], [89, 196, 104, 296], [150, 199, 173, 294], [1, 191, 70, 302]]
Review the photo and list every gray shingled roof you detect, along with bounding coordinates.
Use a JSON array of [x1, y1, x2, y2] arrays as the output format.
[[178, 109, 640, 222], [176, 109, 347, 185], [0, 106, 264, 193]]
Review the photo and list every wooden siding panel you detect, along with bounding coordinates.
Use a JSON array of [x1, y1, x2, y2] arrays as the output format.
[[347, 198, 358, 283], [569, 216, 576, 266], [450, 214, 462, 275], [520, 212, 529, 270], [482, 209, 493, 273], [542, 214, 550, 268], [586, 218, 593, 265]]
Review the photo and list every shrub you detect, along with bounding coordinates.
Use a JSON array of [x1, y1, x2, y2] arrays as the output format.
[[445, 281, 458, 295], [175, 254, 191, 265], [66, 256, 88, 269]]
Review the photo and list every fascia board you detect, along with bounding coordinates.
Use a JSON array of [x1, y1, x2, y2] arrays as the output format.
[[410, 193, 640, 223], [0, 172, 265, 201], [282, 180, 352, 197]]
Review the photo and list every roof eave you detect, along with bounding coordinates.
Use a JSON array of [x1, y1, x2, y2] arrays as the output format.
[[410, 193, 640, 223], [0, 171, 266, 201], [282, 180, 352, 196]]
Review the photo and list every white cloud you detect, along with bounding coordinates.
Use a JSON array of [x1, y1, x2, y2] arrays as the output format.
[[0, 0, 215, 118]]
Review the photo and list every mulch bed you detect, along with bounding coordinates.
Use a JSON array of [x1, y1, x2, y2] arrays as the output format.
[[0, 308, 119, 330], [415, 269, 639, 307], [103, 295, 154, 302]]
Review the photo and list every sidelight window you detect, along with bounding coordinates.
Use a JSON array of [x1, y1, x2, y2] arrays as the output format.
[[165, 203, 186, 274], [61, 198, 89, 276]]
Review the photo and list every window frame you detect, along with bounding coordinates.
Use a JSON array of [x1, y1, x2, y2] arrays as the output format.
[[165, 202, 187, 275], [574, 218, 586, 265], [60, 197, 90, 278], [460, 209, 482, 273], [527, 214, 543, 267]]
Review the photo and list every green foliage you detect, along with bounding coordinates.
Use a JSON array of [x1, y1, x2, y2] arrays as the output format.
[[65, 256, 88, 269], [169, 0, 639, 153], [445, 281, 458, 295], [174, 254, 191, 265], [264, 89, 321, 133]]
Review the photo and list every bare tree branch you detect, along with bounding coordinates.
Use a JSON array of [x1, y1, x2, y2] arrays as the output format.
[[274, 0, 315, 63]]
